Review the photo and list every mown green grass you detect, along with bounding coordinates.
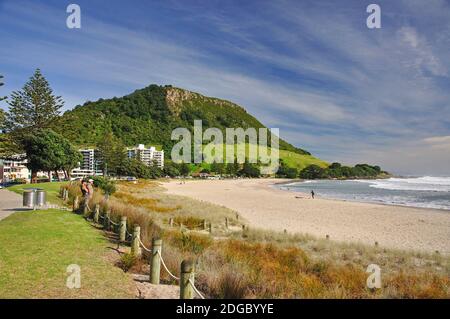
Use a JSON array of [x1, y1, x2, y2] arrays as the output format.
[[0, 209, 135, 298], [8, 182, 67, 205]]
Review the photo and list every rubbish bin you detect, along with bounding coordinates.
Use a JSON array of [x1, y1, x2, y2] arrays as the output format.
[[23, 189, 37, 208], [36, 189, 46, 207], [22, 188, 46, 208]]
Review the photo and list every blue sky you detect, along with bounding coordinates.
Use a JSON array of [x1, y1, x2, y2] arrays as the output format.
[[1, 0, 449, 175]]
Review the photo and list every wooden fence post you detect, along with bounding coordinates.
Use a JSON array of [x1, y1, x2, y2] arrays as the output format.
[[180, 259, 195, 299], [202, 220, 207, 230], [94, 204, 100, 223], [208, 222, 212, 234], [131, 225, 141, 257], [225, 217, 229, 229], [73, 196, 79, 212], [107, 210, 111, 231], [169, 218, 173, 227], [236, 213, 239, 220], [150, 238, 162, 284], [63, 189, 68, 202], [120, 216, 127, 242]]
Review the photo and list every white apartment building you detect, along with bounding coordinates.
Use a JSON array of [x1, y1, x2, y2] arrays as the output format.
[[71, 149, 103, 179], [0, 155, 31, 183], [127, 144, 164, 168]]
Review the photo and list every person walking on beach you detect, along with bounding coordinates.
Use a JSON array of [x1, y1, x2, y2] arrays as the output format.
[[311, 190, 315, 199]]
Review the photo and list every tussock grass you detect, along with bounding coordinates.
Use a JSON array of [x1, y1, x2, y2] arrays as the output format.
[[113, 191, 178, 213], [115, 181, 243, 234], [173, 216, 204, 229]]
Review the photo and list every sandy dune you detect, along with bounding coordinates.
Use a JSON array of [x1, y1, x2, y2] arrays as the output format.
[[163, 179, 450, 254]]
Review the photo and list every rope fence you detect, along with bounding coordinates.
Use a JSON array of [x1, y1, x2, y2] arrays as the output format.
[[64, 192, 210, 299], [137, 236, 152, 253], [157, 250, 180, 281], [189, 278, 205, 299]]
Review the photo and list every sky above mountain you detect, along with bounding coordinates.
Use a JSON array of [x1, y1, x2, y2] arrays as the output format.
[[1, 0, 449, 175]]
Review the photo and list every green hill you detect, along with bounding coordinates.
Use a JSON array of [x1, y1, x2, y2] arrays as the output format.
[[53, 85, 326, 169]]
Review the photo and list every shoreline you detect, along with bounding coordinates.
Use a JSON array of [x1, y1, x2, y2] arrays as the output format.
[[162, 178, 450, 254], [272, 179, 450, 213]]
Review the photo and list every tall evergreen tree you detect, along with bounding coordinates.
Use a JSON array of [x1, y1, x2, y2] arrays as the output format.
[[0, 75, 6, 130], [0, 74, 17, 157], [0, 109, 5, 131], [96, 131, 126, 176], [0, 74, 6, 101], [5, 69, 63, 135]]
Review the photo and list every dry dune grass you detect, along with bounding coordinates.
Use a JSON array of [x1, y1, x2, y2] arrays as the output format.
[[113, 191, 178, 213], [64, 180, 449, 299], [115, 180, 243, 234]]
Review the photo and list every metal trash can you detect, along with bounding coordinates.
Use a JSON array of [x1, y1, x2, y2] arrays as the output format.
[[22, 188, 46, 208], [23, 189, 37, 208], [36, 189, 46, 207]]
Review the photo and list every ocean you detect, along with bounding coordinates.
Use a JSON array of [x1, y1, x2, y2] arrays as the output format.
[[278, 176, 450, 211]]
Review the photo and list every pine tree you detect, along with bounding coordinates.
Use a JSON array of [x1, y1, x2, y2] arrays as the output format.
[[96, 131, 127, 176], [0, 74, 6, 101], [5, 69, 63, 135], [0, 75, 6, 130], [0, 74, 17, 157]]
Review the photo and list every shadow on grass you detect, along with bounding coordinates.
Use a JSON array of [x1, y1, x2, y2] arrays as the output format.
[[3, 208, 33, 212]]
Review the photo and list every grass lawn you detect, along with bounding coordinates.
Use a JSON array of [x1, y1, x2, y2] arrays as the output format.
[[0, 209, 135, 298], [8, 182, 67, 205]]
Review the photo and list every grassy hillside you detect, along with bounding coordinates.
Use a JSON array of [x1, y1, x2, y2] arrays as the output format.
[[53, 85, 311, 157], [194, 143, 327, 172]]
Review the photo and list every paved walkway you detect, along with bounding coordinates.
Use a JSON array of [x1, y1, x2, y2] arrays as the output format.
[[0, 189, 23, 221]]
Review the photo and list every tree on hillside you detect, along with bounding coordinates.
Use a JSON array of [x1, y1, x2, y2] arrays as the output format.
[[4, 69, 63, 138], [299, 164, 325, 179], [22, 129, 82, 182], [96, 131, 127, 176], [276, 160, 298, 178], [239, 160, 260, 178], [163, 160, 181, 177], [210, 162, 225, 175], [179, 163, 190, 177]]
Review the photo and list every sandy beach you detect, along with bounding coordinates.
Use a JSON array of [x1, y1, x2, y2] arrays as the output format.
[[163, 179, 450, 254]]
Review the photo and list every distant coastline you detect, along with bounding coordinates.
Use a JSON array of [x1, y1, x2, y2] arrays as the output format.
[[277, 176, 450, 211]]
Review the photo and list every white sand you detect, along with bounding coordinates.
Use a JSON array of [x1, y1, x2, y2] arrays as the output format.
[[163, 179, 450, 254]]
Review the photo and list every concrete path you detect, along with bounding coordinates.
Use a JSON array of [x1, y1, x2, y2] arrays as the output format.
[[0, 189, 23, 221]]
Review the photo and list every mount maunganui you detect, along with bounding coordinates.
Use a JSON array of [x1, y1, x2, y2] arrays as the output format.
[[54, 85, 325, 168]]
